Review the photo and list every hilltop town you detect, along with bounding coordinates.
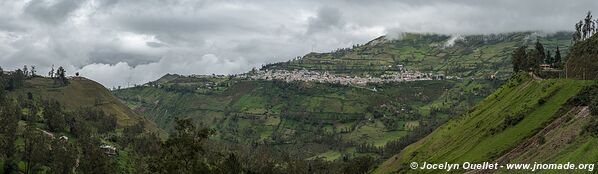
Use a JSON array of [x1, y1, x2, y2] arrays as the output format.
[[239, 68, 453, 86]]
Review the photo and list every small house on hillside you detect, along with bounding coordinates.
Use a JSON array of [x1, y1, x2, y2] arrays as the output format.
[[59, 136, 69, 141], [100, 145, 118, 156]]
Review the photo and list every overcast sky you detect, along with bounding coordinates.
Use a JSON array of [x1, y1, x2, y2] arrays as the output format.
[[0, 0, 596, 88]]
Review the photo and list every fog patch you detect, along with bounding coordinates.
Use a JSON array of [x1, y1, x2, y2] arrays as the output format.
[[385, 28, 406, 40], [444, 35, 465, 48]]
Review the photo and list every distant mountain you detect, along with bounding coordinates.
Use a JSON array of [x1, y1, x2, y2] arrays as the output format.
[[263, 32, 572, 79]]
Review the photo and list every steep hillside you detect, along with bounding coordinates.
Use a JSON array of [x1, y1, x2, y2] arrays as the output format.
[[113, 32, 573, 162], [373, 74, 594, 173], [0, 74, 170, 173], [11, 77, 161, 133], [264, 32, 571, 79], [115, 75, 501, 160]]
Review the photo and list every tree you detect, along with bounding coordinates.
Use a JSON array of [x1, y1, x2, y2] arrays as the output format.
[[527, 49, 540, 73], [591, 97, 598, 116], [49, 139, 78, 174], [77, 136, 116, 174], [55, 66, 68, 85], [222, 153, 243, 174], [23, 124, 52, 174], [529, 40, 546, 73], [583, 11, 594, 39], [554, 46, 562, 67], [44, 100, 67, 132], [150, 118, 214, 173], [535, 39, 546, 63], [49, 65, 55, 78], [0, 102, 20, 173], [23, 65, 29, 77], [7, 69, 25, 90], [545, 50, 553, 65], [30, 66, 36, 77], [0, 66, 4, 91], [512, 46, 528, 72], [342, 156, 375, 174], [575, 20, 583, 42]]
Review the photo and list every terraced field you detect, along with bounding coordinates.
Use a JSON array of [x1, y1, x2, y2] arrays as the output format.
[[114, 75, 501, 160], [264, 32, 572, 79]]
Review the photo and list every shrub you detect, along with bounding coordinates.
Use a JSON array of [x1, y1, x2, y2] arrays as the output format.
[[538, 136, 546, 145], [584, 118, 598, 137], [590, 98, 598, 116], [569, 84, 598, 106]]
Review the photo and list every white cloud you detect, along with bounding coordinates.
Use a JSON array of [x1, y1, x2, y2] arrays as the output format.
[[77, 54, 249, 88], [444, 35, 465, 48]]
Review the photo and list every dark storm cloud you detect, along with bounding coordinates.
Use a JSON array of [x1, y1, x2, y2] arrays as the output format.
[[306, 6, 345, 34], [88, 47, 161, 66], [23, 0, 86, 25], [0, 0, 597, 88], [0, 17, 27, 32], [146, 42, 165, 48]]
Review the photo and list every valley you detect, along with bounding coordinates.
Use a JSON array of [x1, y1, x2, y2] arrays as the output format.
[[115, 74, 500, 160], [2, 1, 598, 174]]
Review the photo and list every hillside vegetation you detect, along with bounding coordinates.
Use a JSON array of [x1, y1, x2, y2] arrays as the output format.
[[115, 75, 501, 160], [11, 77, 161, 133], [0, 72, 171, 173], [374, 74, 595, 173], [264, 32, 571, 79], [566, 34, 598, 80], [113, 32, 572, 167]]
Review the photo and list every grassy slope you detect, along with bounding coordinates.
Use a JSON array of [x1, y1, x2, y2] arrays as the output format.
[[373, 75, 590, 174], [12, 77, 162, 133]]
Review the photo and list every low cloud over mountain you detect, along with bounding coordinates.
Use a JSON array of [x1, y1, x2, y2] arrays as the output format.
[[0, 0, 596, 88]]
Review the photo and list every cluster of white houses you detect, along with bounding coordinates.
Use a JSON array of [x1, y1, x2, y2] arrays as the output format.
[[241, 69, 451, 86]]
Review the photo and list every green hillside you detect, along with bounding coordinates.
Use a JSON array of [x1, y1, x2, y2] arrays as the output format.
[[0, 73, 172, 173], [114, 75, 501, 160], [11, 77, 161, 133], [264, 32, 572, 79], [113, 32, 572, 163], [373, 74, 595, 173]]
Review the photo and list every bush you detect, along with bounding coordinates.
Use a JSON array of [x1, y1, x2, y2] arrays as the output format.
[[504, 113, 525, 127], [489, 112, 526, 135], [568, 83, 598, 106], [590, 98, 598, 116], [584, 118, 598, 137], [538, 136, 546, 145]]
